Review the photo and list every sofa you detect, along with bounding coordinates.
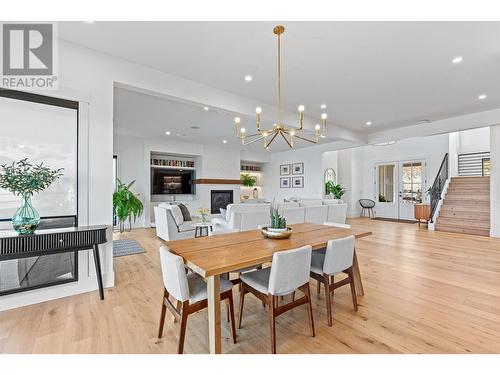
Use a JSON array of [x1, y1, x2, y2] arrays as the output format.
[[154, 203, 201, 241], [211, 203, 270, 233], [211, 200, 348, 232], [277, 203, 348, 226]]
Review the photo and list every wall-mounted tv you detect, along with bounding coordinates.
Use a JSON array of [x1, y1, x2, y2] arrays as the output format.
[[151, 168, 195, 195]]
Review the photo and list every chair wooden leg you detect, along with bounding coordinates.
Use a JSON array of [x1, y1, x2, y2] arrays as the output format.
[[268, 294, 277, 354], [227, 292, 237, 344], [360, 208, 364, 217], [158, 289, 167, 338], [177, 301, 189, 354], [304, 284, 315, 337], [291, 291, 295, 302], [237, 284, 246, 329], [323, 274, 332, 327], [347, 268, 358, 311], [173, 299, 182, 323], [317, 278, 321, 295]]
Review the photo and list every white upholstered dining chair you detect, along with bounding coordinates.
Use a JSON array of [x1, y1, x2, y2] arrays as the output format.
[[157, 246, 237, 353], [309, 235, 358, 326], [237, 245, 315, 354]]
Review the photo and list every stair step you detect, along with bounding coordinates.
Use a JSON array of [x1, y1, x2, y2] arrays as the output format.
[[452, 176, 490, 180], [439, 210, 490, 220], [436, 217, 490, 228], [446, 189, 490, 193], [444, 194, 490, 200], [435, 224, 490, 237], [440, 206, 490, 214]]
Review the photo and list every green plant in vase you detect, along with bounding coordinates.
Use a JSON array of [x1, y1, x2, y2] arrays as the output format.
[[113, 179, 144, 233], [325, 181, 345, 199], [0, 159, 63, 234], [269, 201, 287, 230], [240, 173, 256, 188]]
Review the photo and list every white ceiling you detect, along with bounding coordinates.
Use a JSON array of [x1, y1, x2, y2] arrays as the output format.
[[61, 21, 500, 144], [113, 86, 343, 152]]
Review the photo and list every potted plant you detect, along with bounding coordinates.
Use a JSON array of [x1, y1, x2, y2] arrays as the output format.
[[325, 181, 345, 199], [241, 173, 256, 188], [0, 159, 63, 234], [113, 179, 144, 233], [261, 200, 292, 239]]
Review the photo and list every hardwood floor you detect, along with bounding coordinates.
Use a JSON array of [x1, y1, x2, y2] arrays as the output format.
[[1, 218, 500, 354]]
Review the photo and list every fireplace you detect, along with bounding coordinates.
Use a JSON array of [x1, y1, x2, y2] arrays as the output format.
[[211, 190, 234, 214]]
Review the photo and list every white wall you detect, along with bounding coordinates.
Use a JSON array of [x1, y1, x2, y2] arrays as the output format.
[[458, 127, 490, 154]]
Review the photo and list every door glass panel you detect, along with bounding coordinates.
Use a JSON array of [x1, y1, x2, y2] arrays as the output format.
[[378, 165, 394, 203], [401, 162, 423, 204], [482, 158, 490, 176]]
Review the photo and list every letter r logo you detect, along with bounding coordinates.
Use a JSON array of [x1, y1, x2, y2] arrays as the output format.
[[2, 23, 53, 75]]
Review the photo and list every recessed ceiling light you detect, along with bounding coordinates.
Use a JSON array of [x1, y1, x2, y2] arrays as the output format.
[[244, 75, 252, 82], [190, 126, 200, 130], [222, 140, 228, 144], [203, 106, 209, 111], [365, 121, 372, 126], [452, 56, 463, 64], [320, 104, 327, 109], [478, 94, 487, 100], [84, 21, 95, 24], [165, 131, 171, 135], [418, 119, 431, 124]]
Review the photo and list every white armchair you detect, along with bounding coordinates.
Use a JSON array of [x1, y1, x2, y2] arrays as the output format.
[[154, 205, 198, 241]]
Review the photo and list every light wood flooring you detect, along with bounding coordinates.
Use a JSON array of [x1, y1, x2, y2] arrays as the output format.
[[1, 218, 500, 354]]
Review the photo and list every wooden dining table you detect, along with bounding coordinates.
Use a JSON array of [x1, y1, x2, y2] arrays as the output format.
[[166, 222, 372, 354]]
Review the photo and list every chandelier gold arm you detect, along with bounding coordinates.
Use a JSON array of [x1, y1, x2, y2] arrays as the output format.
[[279, 130, 293, 148], [283, 130, 319, 144], [265, 129, 280, 148]]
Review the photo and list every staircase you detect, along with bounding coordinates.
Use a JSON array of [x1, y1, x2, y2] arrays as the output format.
[[435, 176, 490, 236]]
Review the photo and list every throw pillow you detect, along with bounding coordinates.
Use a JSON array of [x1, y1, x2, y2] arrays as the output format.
[[177, 203, 192, 222], [169, 205, 184, 226]]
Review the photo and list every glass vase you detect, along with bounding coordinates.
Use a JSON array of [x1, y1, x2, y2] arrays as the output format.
[[12, 196, 41, 235]]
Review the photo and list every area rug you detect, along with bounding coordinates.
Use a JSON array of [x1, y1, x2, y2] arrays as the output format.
[[113, 239, 146, 257]]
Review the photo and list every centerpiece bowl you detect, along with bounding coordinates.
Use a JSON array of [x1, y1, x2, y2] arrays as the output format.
[[261, 226, 293, 239]]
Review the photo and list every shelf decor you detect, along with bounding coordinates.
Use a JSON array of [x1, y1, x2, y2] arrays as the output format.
[[0, 159, 63, 234], [150, 158, 195, 168]]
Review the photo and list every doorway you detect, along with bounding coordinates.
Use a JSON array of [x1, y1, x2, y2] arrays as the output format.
[[375, 160, 425, 220]]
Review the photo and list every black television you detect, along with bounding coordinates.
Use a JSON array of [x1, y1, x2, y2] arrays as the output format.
[[151, 168, 195, 195]]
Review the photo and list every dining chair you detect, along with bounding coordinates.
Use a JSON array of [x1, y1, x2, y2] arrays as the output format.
[[309, 235, 358, 326], [238, 245, 315, 354], [157, 246, 237, 354]]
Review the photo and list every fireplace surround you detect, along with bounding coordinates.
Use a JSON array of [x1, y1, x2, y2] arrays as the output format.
[[210, 190, 234, 214]]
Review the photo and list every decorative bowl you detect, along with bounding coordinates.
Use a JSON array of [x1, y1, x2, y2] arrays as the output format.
[[261, 226, 293, 239]]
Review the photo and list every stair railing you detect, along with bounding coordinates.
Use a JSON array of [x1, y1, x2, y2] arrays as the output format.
[[429, 153, 449, 223]]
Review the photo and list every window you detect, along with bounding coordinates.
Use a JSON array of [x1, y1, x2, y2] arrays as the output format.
[[482, 158, 490, 176], [401, 162, 422, 204], [378, 165, 394, 203], [0, 90, 78, 226]]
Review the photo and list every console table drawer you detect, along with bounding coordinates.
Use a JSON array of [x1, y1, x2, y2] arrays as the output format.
[[0, 227, 107, 258]]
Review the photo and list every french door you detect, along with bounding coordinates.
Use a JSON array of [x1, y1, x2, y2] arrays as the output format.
[[375, 160, 425, 220]]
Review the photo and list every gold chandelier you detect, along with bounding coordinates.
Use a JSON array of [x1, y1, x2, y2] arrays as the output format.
[[235, 25, 327, 149]]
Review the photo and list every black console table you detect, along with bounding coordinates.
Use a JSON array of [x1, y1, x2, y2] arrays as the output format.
[[0, 225, 108, 299]]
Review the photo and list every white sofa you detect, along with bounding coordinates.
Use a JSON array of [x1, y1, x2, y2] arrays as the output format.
[[154, 203, 201, 241], [211, 203, 270, 233], [277, 203, 347, 226]]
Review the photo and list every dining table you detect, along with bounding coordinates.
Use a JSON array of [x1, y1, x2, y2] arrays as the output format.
[[166, 222, 372, 354]]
